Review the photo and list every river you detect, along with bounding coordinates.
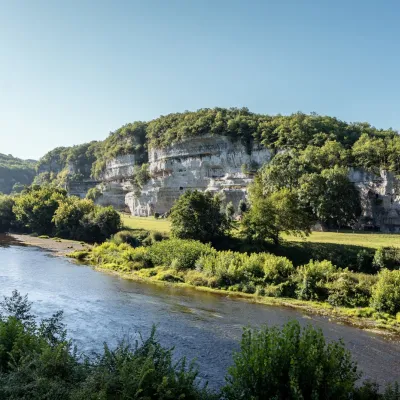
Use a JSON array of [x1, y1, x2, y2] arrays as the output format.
[[0, 239, 399, 388]]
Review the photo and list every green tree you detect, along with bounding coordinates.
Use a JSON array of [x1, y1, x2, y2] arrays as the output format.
[[242, 177, 312, 245], [225, 201, 235, 220], [53, 197, 95, 240], [169, 190, 230, 243], [298, 167, 361, 229], [223, 320, 359, 400], [12, 186, 67, 234], [0, 195, 16, 233]]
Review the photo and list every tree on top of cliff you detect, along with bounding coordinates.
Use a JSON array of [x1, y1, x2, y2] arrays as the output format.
[[0, 153, 36, 195], [169, 190, 230, 243], [33, 108, 400, 188], [91, 122, 148, 178]]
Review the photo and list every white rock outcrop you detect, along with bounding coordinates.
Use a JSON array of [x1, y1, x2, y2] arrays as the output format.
[[126, 135, 271, 216]]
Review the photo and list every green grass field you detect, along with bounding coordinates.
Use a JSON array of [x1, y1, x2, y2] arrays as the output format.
[[284, 231, 400, 249], [120, 213, 400, 250], [120, 214, 171, 233]]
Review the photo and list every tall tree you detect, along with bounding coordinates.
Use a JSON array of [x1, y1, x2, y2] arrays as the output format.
[[169, 190, 230, 243], [298, 167, 361, 229]]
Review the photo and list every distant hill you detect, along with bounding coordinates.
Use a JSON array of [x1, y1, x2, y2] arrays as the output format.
[[0, 153, 37, 194]]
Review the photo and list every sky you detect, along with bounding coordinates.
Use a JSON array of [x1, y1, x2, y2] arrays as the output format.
[[1, 0, 400, 160]]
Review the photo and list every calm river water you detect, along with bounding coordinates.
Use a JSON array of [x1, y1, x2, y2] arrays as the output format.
[[0, 237, 399, 388]]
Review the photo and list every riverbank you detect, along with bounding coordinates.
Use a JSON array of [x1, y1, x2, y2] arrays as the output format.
[[88, 263, 400, 339], [5, 233, 400, 339], [5, 233, 91, 256]]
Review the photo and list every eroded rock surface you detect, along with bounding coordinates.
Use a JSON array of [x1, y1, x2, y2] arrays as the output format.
[[126, 135, 271, 216]]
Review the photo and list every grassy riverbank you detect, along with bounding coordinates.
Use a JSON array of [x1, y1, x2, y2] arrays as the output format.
[[87, 264, 400, 337], [69, 240, 400, 337]]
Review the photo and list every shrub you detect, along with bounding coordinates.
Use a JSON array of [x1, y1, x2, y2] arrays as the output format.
[[371, 269, 400, 315], [91, 242, 152, 271], [327, 271, 376, 307], [142, 231, 165, 246], [295, 260, 337, 301], [147, 239, 214, 271], [196, 251, 266, 288], [223, 320, 359, 400], [111, 230, 143, 247], [263, 254, 295, 284], [85, 186, 102, 201], [373, 247, 400, 271], [185, 270, 209, 287], [154, 212, 160, 219]]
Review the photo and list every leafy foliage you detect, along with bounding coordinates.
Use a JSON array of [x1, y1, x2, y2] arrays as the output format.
[[298, 167, 362, 228], [10, 186, 120, 241], [0, 195, 16, 233], [13, 186, 67, 234], [170, 190, 230, 243], [371, 269, 400, 315], [223, 320, 360, 400], [242, 177, 313, 245], [0, 153, 36, 194], [91, 122, 148, 178]]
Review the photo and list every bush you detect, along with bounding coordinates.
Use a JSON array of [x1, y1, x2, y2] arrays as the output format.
[[373, 247, 400, 271], [85, 186, 102, 201], [263, 254, 295, 284], [147, 239, 214, 271], [111, 230, 143, 247], [327, 271, 376, 307], [295, 260, 337, 301], [371, 269, 400, 315], [91, 242, 152, 271], [223, 320, 359, 400]]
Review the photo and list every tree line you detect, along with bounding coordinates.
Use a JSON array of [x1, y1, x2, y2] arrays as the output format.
[[34, 108, 400, 186], [0, 185, 121, 242]]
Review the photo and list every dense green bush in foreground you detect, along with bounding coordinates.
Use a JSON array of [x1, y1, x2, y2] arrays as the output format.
[[74, 239, 400, 320], [0, 291, 398, 399]]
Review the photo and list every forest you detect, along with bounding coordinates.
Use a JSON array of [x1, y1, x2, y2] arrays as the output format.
[[0, 153, 36, 194]]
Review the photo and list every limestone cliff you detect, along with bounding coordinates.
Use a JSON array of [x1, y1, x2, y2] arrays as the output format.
[[350, 169, 400, 232], [125, 135, 271, 216]]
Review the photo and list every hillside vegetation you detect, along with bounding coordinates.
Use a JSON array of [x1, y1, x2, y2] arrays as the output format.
[[0, 153, 36, 194], [35, 108, 400, 182]]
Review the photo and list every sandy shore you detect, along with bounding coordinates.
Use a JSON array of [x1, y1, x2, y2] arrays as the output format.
[[4, 233, 91, 256]]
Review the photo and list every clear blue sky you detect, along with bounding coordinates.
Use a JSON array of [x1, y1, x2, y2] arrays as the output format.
[[1, 0, 400, 160]]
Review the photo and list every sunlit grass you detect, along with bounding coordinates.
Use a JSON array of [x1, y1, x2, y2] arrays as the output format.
[[283, 231, 400, 249], [120, 213, 171, 233]]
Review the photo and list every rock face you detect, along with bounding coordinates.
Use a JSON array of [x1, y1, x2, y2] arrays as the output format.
[[40, 133, 400, 232], [95, 155, 136, 211], [350, 169, 400, 232], [126, 135, 271, 216]]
